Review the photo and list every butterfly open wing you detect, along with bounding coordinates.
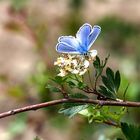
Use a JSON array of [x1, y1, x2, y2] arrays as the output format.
[[58, 36, 80, 49], [87, 25, 101, 50], [56, 23, 101, 54], [56, 36, 82, 54], [56, 42, 80, 54], [76, 23, 92, 47]]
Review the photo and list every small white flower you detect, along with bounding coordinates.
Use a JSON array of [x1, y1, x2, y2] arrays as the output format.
[[83, 60, 90, 68], [65, 65, 72, 71], [54, 57, 65, 66], [79, 69, 87, 75], [64, 59, 71, 66], [67, 54, 75, 59], [71, 59, 78, 66], [89, 50, 97, 59], [54, 53, 97, 76], [58, 69, 67, 77], [71, 69, 79, 74]]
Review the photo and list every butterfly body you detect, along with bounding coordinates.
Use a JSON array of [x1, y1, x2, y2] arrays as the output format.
[[56, 23, 101, 55]]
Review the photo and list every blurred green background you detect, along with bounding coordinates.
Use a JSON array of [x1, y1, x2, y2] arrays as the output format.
[[0, 0, 140, 140]]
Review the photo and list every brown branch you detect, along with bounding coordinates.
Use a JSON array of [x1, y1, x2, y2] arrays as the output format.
[[0, 98, 140, 119], [103, 120, 119, 127], [81, 88, 107, 99], [60, 85, 69, 98]]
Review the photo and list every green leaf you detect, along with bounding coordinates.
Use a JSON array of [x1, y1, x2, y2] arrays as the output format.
[[93, 56, 100, 69], [88, 115, 94, 123], [123, 83, 130, 101], [106, 67, 114, 82], [59, 93, 89, 118], [101, 107, 126, 123], [93, 55, 110, 89], [98, 85, 116, 99], [115, 70, 121, 91], [78, 81, 87, 89], [59, 104, 88, 118], [80, 105, 125, 125], [93, 56, 102, 77], [89, 110, 105, 123], [66, 80, 77, 88], [66, 75, 86, 89], [101, 67, 121, 97], [106, 68, 115, 88], [46, 84, 61, 93], [51, 76, 67, 85], [121, 122, 140, 140], [79, 106, 105, 124], [101, 76, 114, 93]]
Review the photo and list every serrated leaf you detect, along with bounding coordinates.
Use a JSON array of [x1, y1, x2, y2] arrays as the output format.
[[95, 68, 102, 78], [59, 105, 88, 118], [59, 93, 89, 118], [46, 85, 60, 93], [99, 106, 126, 124], [66, 80, 77, 88], [101, 76, 114, 93], [121, 122, 140, 140], [78, 81, 87, 89], [51, 76, 67, 85], [98, 85, 117, 99], [66, 76, 86, 89], [99, 85, 108, 92], [78, 108, 89, 116], [93, 56, 102, 77], [115, 70, 121, 91], [93, 55, 110, 86], [106, 67, 116, 91], [106, 67, 114, 81], [101, 67, 121, 95], [78, 106, 104, 124], [93, 56, 100, 69]]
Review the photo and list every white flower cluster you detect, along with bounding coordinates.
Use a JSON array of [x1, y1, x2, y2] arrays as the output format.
[[54, 51, 97, 77]]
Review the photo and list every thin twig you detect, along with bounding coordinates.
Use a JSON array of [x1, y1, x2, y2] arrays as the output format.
[[81, 88, 105, 98], [0, 98, 140, 119], [103, 120, 119, 127], [87, 70, 93, 89], [60, 85, 69, 98], [94, 74, 100, 90]]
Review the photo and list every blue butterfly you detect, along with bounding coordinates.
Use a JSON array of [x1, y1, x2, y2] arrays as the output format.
[[56, 23, 101, 55]]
